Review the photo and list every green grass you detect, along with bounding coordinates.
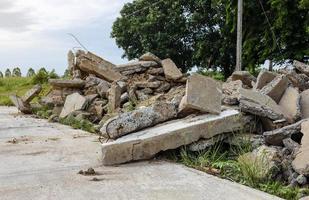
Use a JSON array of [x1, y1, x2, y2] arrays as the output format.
[[59, 115, 96, 133], [165, 141, 309, 200], [0, 77, 51, 106]]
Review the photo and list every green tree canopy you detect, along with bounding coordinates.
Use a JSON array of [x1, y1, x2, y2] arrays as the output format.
[[27, 68, 36, 77], [112, 0, 308, 77], [0, 71, 3, 78], [5, 69, 11, 77], [12, 67, 22, 77]]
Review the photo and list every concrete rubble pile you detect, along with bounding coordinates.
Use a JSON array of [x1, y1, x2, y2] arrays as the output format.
[[11, 51, 309, 189]]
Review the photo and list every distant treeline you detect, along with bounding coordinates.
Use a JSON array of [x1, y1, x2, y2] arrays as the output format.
[[0, 68, 70, 84]]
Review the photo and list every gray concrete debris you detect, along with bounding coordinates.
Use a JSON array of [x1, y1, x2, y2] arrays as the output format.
[[134, 81, 161, 89], [59, 93, 87, 118], [116, 61, 159, 75], [188, 134, 228, 152], [101, 109, 242, 165], [179, 74, 222, 115], [282, 138, 300, 153], [300, 89, 309, 119], [230, 71, 256, 88], [108, 82, 121, 113], [239, 88, 285, 120], [222, 80, 243, 105], [254, 70, 277, 90], [161, 58, 183, 81], [263, 120, 306, 146], [225, 134, 265, 149], [9, 95, 31, 114], [67, 50, 75, 73], [260, 75, 289, 103], [294, 60, 309, 76], [49, 79, 85, 89], [100, 102, 178, 139], [283, 70, 309, 91], [21, 84, 42, 103], [139, 52, 162, 64], [279, 87, 301, 123], [147, 67, 164, 75], [292, 120, 309, 175]]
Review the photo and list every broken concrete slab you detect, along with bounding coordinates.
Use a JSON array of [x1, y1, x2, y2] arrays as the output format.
[[300, 89, 309, 119], [59, 93, 87, 118], [161, 59, 183, 81], [101, 109, 242, 165], [101, 102, 178, 139], [282, 70, 309, 91], [139, 52, 162, 64], [21, 84, 42, 103], [260, 75, 289, 103], [9, 95, 31, 114], [239, 88, 285, 120], [292, 120, 309, 175], [77, 58, 125, 82], [230, 71, 256, 88], [108, 82, 121, 113], [97, 80, 111, 98], [116, 61, 159, 75], [147, 67, 164, 75], [67, 50, 75, 73], [263, 120, 306, 146], [294, 60, 309, 77], [49, 79, 85, 89], [279, 87, 301, 123], [222, 80, 243, 105], [179, 74, 222, 114], [254, 70, 277, 90], [188, 134, 228, 152], [134, 81, 161, 89]]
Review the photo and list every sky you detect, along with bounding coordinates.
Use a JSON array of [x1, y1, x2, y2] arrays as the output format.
[[0, 0, 132, 75]]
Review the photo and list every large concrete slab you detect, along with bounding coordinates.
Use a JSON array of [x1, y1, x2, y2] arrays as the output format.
[[102, 109, 242, 165], [0, 107, 281, 200]]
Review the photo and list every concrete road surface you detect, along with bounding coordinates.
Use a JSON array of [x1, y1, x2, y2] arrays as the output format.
[[0, 106, 281, 200]]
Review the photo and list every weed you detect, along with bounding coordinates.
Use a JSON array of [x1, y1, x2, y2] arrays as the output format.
[[59, 115, 96, 133]]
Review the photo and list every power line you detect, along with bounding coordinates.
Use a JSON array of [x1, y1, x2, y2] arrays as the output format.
[[257, 0, 284, 60], [67, 33, 88, 52]]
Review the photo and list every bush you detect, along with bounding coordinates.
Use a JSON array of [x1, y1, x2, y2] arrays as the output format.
[[31, 69, 49, 84]]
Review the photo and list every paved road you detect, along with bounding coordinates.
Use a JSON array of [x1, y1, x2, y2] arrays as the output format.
[[0, 106, 281, 200]]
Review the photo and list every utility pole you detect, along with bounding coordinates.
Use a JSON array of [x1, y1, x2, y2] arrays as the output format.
[[236, 0, 243, 71]]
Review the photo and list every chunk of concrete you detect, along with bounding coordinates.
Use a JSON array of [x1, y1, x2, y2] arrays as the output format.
[[260, 75, 289, 103], [279, 87, 301, 123], [97, 81, 111, 98], [147, 67, 164, 75], [59, 93, 87, 118], [49, 79, 85, 89], [179, 74, 222, 114], [239, 88, 285, 120], [67, 50, 75, 73], [21, 84, 42, 103], [101, 109, 242, 165], [139, 52, 162, 64], [116, 61, 159, 75], [108, 83, 121, 113], [282, 70, 309, 91], [101, 102, 178, 139], [230, 71, 256, 88], [263, 120, 306, 146], [134, 81, 161, 89], [292, 120, 309, 175], [161, 59, 183, 81], [78, 59, 125, 82], [254, 70, 277, 90], [294, 60, 309, 76], [9, 95, 31, 114], [222, 80, 243, 105], [300, 89, 309, 119]]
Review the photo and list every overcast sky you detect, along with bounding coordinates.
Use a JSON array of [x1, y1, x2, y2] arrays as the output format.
[[0, 0, 132, 75]]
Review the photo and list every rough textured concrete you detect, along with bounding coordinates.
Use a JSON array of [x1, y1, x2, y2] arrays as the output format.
[[139, 52, 162, 64], [59, 93, 87, 118], [230, 71, 256, 88], [161, 58, 183, 81], [239, 88, 285, 120], [0, 107, 281, 200], [179, 74, 222, 114], [279, 87, 301, 123], [101, 110, 242, 165], [260, 75, 289, 103], [49, 79, 85, 89], [300, 89, 309, 119], [294, 60, 309, 76], [292, 120, 309, 175], [254, 70, 277, 90], [21, 84, 42, 103]]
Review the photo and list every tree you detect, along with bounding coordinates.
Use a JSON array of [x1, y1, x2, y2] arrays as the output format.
[[31, 68, 49, 84], [112, 0, 308, 77], [12, 67, 22, 77], [5, 69, 11, 77], [0, 71, 3, 78], [27, 68, 36, 77], [49, 69, 59, 79]]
